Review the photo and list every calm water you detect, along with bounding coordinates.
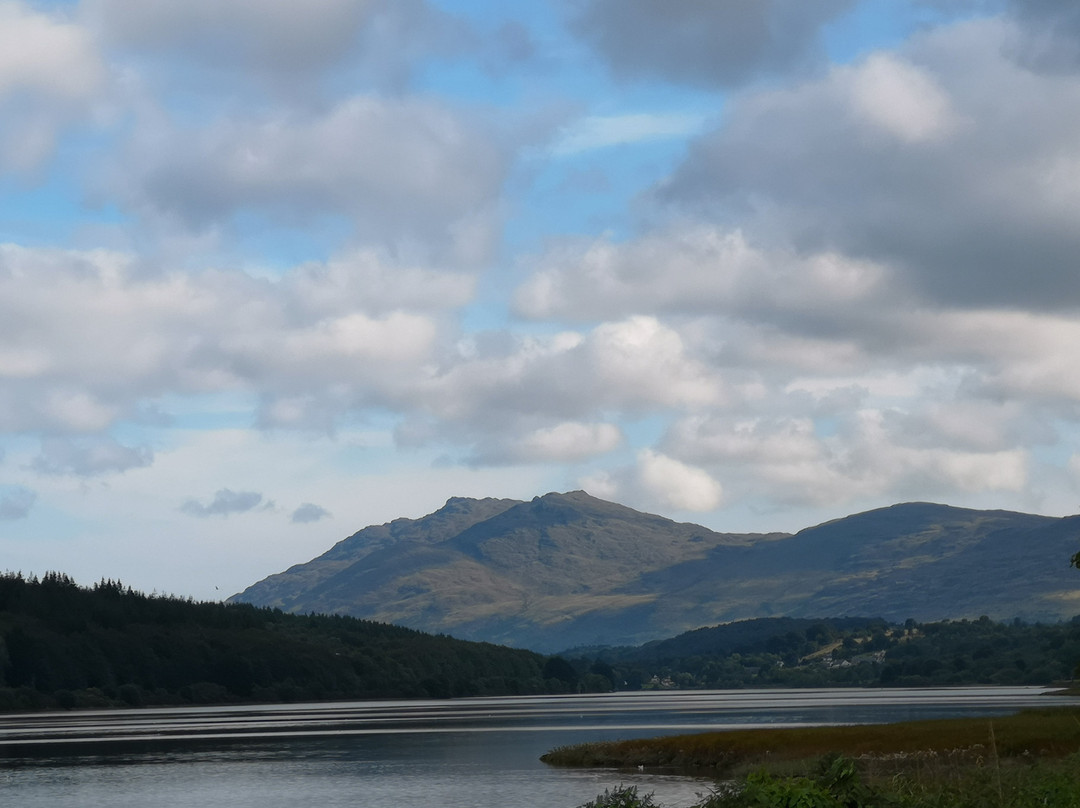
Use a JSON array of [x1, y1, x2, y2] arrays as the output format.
[[0, 687, 1075, 808]]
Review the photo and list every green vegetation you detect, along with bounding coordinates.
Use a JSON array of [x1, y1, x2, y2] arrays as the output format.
[[545, 707, 1080, 771], [567, 615, 1080, 690], [0, 571, 580, 711], [564, 711, 1080, 807], [5, 571, 1074, 713], [578, 786, 659, 808]]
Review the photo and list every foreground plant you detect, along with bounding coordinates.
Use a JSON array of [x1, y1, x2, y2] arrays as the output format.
[[578, 785, 659, 808], [578, 752, 1080, 808]]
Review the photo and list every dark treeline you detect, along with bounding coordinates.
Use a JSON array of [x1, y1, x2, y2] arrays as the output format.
[[0, 572, 578, 712], [564, 615, 1080, 690], [4, 572, 1076, 713]]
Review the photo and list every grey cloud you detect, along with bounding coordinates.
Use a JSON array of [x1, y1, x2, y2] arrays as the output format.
[[291, 503, 331, 523], [180, 488, 263, 517], [0, 488, 36, 521], [658, 19, 1080, 311], [90, 0, 470, 90], [570, 0, 856, 88], [1005, 0, 1080, 73], [116, 96, 506, 264], [31, 436, 153, 476]]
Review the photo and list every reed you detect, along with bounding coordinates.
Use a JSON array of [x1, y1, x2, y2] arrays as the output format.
[[543, 706, 1080, 775]]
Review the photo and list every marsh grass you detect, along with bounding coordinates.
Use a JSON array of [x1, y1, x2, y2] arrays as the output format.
[[543, 707, 1080, 775], [561, 709, 1080, 808], [577, 752, 1080, 808]]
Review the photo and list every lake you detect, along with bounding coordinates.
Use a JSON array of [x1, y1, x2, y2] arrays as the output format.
[[0, 687, 1075, 808]]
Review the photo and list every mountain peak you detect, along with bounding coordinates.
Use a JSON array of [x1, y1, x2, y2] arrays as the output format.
[[232, 497, 1079, 651]]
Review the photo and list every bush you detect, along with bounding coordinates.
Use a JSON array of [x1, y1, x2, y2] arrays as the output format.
[[578, 785, 658, 808]]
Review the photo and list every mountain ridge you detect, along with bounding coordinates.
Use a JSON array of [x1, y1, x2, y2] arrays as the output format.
[[231, 493, 1080, 651]]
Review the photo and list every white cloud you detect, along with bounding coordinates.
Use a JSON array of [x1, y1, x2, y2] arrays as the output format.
[[414, 316, 722, 435], [662, 406, 1031, 509], [515, 225, 890, 322], [512, 421, 622, 463], [0, 2, 105, 171], [0, 244, 455, 433], [0, 2, 102, 99], [636, 449, 723, 512], [551, 112, 707, 156], [849, 53, 960, 143], [288, 249, 474, 317]]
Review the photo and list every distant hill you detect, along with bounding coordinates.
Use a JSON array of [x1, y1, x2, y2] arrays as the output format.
[[230, 492, 1080, 651]]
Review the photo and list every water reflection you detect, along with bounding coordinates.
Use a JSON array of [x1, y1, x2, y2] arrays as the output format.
[[0, 687, 1074, 808]]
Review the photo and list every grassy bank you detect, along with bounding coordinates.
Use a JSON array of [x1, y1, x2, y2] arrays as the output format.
[[543, 706, 1080, 774], [549, 708, 1080, 807], [575, 752, 1080, 808]]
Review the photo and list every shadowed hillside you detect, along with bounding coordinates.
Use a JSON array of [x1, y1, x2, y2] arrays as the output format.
[[232, 494, 1080, 651]]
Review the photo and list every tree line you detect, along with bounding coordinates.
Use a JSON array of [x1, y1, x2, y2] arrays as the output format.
[[3, 571, 1075, 712], [0, 572, 579, 711], [564, 614, 1080, 690]]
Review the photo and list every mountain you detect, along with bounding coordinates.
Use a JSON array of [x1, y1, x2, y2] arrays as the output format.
[[230, 493, 1080, 651]]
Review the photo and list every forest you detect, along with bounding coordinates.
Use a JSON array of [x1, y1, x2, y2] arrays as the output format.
[[0, 572, 576, 711], [2, 571, 1078, 713], [565, 614, 1080, 690]]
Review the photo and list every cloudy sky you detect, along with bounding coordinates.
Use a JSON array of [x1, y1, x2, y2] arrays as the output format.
[[2, 0, 1080, 600]]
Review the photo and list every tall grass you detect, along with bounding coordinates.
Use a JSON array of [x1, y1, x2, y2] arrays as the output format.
[[544, 707, 1080, 774], [561, 708, 1080, 808]]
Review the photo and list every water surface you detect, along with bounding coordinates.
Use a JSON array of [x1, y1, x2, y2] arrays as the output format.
[[0, 687, 1073, 808]]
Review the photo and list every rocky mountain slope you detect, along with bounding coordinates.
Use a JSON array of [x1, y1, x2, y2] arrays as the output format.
[[231, 492, 1080, 651]]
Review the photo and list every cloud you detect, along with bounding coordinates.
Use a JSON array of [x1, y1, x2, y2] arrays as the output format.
[[478, 421, 623, 464], [413, 316, 723, 430], [111, 95, 507, 264], [578, 450, 726, 514], [0, 244, 455, 433], [385, 315, 729, 467], [31, 436, 153, 476], [291, 502, 331, 523], [661, 408, 1030, 509], [570, 0, 856, 88], [551, 112, 707, 156], [515, 224, 890, 324], [180, 488, 264, 517], [1005, 0, 1080, 73], [0, 487, 36, 520], [88, 0, 470, 90], [848, 53, 959, 143], [635, 449, 724, 511], [658, 17, 1080, 311], [0, 2, 105, 171]]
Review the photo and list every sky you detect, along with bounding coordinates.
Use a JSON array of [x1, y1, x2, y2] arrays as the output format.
[[3, 0, 1080, 601]]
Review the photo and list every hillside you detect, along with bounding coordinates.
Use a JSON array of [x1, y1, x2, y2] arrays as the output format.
[[231, 493, 1080, 651], [0, 572, 565, 712]]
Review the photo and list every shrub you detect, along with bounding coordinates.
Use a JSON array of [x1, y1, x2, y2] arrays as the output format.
[[578, 785, 659, 808]]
